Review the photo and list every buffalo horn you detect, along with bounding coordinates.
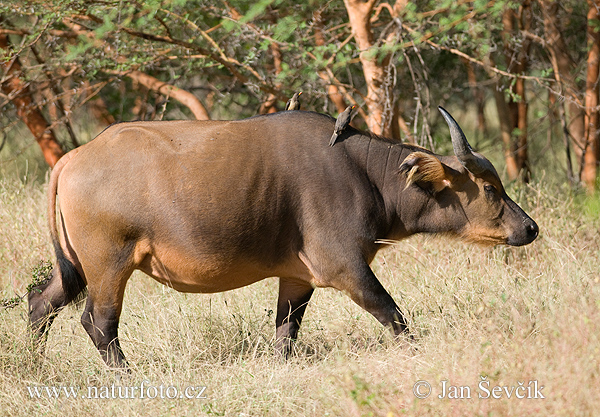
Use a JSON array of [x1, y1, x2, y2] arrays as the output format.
[[438, 106, 485, 175]]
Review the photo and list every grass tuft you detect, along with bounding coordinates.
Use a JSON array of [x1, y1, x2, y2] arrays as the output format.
[[0, 175, 598, 415]]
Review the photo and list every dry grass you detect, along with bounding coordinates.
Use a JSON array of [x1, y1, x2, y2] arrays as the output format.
[[0, 174, 599, 416]]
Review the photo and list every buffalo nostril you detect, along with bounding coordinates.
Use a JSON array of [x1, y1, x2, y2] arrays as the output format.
[[527, 221, 539, 239]]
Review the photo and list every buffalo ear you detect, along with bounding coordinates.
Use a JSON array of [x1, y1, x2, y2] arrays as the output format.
[[399, 151, 452, 192]]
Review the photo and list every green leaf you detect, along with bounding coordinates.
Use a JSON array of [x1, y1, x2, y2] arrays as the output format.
[[273, 16, 299, 42]]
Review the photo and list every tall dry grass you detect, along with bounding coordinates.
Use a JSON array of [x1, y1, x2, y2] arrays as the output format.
[[0, 173, 598, 416]]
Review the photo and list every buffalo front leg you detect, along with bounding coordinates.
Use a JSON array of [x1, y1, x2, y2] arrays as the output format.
[[275, 278, 314, 358], [333, 262, 408, 336]]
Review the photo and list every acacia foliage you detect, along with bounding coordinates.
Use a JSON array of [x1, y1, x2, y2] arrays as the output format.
[[0, 0, 595, 185]]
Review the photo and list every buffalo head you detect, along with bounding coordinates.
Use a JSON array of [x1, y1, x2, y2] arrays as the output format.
[[399, 106, 538, 246]]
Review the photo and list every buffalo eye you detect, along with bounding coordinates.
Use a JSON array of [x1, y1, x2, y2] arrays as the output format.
[[484, 184, 499, 199]]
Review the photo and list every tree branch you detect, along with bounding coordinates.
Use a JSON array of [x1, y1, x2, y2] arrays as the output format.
[[64, 19, 210, 120], [74, 12, 288, 103]]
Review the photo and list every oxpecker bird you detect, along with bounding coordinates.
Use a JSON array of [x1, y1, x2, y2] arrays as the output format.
[[329, 105, 356, 146], [285, 92, 302, 111]]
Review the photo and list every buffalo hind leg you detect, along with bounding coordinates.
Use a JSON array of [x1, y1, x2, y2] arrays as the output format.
[[81, 297, 128, 369], [275, 278, 314, 358], [80, 267, 131, 370], [28, 268, 78, 349]]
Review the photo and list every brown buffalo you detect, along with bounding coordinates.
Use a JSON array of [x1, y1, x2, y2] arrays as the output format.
[[28, 107, 538, 368]]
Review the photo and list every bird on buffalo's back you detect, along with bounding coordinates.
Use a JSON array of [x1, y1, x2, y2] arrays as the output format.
[[329, 105, 356, 146], [285, 92, 302, 111]]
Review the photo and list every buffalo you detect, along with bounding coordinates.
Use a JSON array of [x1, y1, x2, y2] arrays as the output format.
[[28, 107, 538, 368]]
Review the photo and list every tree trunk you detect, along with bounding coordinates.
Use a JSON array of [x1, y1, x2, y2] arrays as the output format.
[[516, 1, 532, 182], [461, 57, 487, 137], [0, 34, 65, 167], [539, 0, 586, 180], [259, 43, 283, 114], [492, 83, 520, 180], [313, 10, 348, 114], [515, 76, 530, 182], [493, 11, 519, 180], [499, 2, 531, 182], [582, 0, 600, 191], [344, 0, 394, 136]]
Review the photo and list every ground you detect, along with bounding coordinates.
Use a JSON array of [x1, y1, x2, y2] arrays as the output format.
[[0, 175, 598, 416]]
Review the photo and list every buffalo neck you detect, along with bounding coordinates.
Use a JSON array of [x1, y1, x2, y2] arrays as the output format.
[[342, 132, 415, 241]]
